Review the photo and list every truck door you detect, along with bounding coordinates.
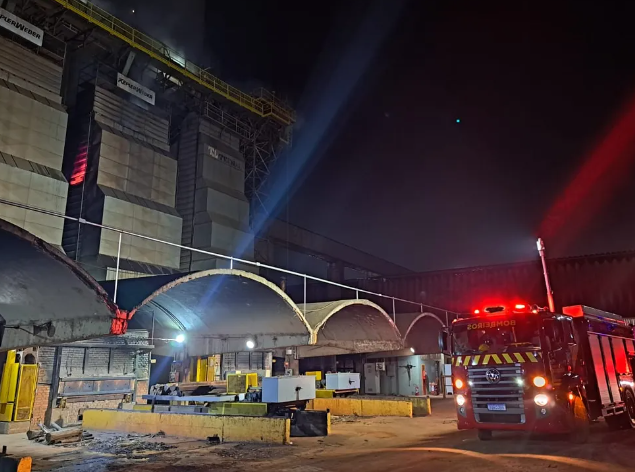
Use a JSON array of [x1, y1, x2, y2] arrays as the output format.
[[543, 319, 571, 389], [588, 334, 621, 408]]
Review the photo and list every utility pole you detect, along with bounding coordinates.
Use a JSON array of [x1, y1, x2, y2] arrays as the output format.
[[536, 238, 555, 312]]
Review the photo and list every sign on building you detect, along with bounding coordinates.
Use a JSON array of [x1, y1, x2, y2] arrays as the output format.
[[0, 8, 43, 46], [116, 72, 156, 106], [207, 145, 244, 172]]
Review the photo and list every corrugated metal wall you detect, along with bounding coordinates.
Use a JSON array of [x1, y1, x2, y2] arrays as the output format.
[[93, 87, 169, 151], [0, 37, 62, 102], [353, 252, 635, 317]]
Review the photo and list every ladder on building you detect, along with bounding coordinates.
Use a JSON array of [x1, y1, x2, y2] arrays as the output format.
[[50, 0, 296, 125]]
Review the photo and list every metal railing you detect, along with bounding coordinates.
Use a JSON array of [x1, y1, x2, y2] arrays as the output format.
[[0, 198, 458, 323], [51, 0, 296, 125]]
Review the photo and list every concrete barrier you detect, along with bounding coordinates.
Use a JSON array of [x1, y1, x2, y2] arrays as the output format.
[[307, 398, 412, 417], [356, 396, 432, 417], [316, 389, 334, 398], [408, 397, 431, 417], [83, 409, 290, 444]]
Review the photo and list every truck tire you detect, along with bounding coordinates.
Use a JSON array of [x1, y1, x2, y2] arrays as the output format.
[[477, 429, 492, 441], [623, 389, 635, 428], [607, 390, 635, 430], [569, 396, 590, 443]]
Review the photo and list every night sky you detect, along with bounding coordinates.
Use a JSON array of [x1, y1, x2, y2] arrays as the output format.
[[104, 0, 635, 272]]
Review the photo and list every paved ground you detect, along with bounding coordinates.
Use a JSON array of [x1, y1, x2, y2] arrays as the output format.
[[9, 399, 635, 472]]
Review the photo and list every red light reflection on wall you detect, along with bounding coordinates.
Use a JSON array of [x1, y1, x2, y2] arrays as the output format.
[[70, 145, 88, 186]]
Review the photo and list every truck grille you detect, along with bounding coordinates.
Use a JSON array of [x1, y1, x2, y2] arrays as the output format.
[[467, 364, 525, 424]]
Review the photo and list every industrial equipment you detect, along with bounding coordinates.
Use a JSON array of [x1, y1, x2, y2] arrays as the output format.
[[262, 376, 316, 404], [326, 373, 360, 391], [364, 364, 381, 394]]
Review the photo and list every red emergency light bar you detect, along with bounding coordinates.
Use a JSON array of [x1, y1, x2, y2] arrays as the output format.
[[473, 303, 539, 315]]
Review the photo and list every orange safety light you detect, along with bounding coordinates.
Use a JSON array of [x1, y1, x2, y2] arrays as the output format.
[[515, 304, 526, 310]]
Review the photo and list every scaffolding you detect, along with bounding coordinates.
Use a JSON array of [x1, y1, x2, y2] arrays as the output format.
[[50, 0, 295, 125]]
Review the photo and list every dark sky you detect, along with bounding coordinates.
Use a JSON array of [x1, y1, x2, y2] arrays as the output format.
[[106, 0, 635, 272]]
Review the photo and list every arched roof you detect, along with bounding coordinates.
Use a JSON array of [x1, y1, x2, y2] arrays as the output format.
[[0, 219, 124, 350], [298, 299, 403, 356], [106, 269, 313, 356], [398, 312, 446, 355], [399, 312, 446, 340]]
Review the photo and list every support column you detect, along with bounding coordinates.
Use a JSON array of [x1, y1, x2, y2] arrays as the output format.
[[326, 261, 345, 300]]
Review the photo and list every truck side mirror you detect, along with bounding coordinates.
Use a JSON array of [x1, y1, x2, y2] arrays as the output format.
[[438, 329, 449, 354]]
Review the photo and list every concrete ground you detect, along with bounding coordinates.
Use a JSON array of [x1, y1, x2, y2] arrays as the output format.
[[5, 399, 635, 472]]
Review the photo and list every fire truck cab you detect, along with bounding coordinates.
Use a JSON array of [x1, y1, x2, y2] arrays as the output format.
[[441, 304, 635, 441]]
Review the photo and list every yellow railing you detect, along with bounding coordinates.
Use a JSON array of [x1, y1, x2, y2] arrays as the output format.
[[52, 0, 296, 125]]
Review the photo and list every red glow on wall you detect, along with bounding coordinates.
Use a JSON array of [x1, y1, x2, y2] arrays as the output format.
[[540, 91, 635, 246], [70, 145, 88, 186], [110, 308, 130, 335]]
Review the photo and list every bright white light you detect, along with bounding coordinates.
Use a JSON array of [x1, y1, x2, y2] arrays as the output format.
[[534, 394, 549, 406], [410, 347, 415, 353], [456, 394, 466, 406], [246, 340, 255, 349], [536, 238, 544, 251], [175, 333, 185, 343]]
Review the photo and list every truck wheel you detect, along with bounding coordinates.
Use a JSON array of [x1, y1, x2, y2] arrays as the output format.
[[623, 389, 635, 428], [569, 396, 590, 443], [477, 429, 492, 441]]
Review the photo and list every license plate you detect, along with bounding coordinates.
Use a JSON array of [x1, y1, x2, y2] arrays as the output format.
[[487, 403, 507, 411]]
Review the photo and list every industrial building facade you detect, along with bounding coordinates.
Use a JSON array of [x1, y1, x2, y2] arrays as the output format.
[[30, 330, 150, 429], [0, 2, 262, 430], [0, 36, 68, 247]]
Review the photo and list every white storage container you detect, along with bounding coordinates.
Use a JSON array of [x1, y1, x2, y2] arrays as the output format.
[[326, 372, 361, 390], [262, 375, 316, 403]]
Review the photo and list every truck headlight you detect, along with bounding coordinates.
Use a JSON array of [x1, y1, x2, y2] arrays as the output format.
[[456, 394, 466, 406], [534, 394, 549, 406]]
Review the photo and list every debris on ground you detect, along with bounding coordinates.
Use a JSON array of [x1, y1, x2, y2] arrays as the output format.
[[331, 416, 360, 424], [212, 443, 278, 460], [88, 434, 176, 455], [26, 423, 93, 445]]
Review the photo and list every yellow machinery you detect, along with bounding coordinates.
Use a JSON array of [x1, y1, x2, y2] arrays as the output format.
[[227, 373, 258, 394], [306, 371, 324, 389], [0, 351, 38, 422], [305, 371, 322, 381], [188, 356, 220, 383]]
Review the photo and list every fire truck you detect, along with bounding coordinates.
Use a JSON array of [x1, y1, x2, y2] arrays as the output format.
[[441, 303, 635, 441]]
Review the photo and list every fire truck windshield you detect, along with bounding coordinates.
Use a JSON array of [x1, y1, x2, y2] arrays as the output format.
[[452, 316, 541, 355]]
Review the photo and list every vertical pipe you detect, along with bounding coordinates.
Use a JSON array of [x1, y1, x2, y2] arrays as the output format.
[[113, 232, 122, 303], [230, 257, 233, 269], [536, 238, 555, 312], [356, 290, 359, 300], [445, 311, 449, 327], [392, 298, 396, 322], [303, 276, 307, 314]]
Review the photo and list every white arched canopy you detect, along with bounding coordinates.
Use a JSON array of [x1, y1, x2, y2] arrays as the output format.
[[107, 269, 313, 356], [297, 300, 403, 357], [0, 219, 124, 350], [398, 312, 446, 355]]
